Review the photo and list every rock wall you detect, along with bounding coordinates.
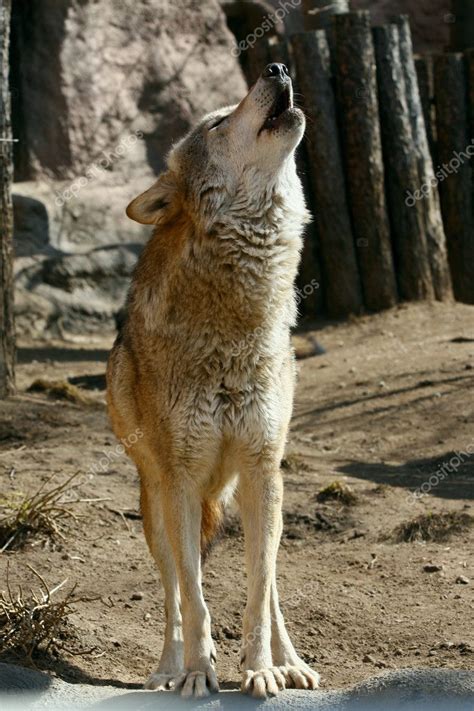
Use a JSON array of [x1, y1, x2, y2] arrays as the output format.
[[10, 0, 247, 338]]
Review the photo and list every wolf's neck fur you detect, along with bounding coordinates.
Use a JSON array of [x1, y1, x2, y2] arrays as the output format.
[[130, 160, 309, 346]]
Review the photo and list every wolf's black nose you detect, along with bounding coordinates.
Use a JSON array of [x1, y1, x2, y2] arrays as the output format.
[[263, 63, 289, 79]]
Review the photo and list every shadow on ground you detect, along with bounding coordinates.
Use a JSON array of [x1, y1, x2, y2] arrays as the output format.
[[339, 451, 474, 500]]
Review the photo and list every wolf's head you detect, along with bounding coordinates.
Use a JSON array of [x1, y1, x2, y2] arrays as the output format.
[[127, 63, 306, 230]]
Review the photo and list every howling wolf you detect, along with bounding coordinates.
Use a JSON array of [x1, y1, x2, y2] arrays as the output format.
[[107, 62, 319, 699]]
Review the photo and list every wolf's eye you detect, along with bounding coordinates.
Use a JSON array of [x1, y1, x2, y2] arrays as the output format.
[[209, 115, 227, 131]]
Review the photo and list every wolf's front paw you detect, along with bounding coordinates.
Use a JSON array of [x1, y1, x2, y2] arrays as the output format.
[[176, 667, 220, 698], [145, 670, 185, 691], [241, 667, 287, 698], [278, 663, 320, 690]]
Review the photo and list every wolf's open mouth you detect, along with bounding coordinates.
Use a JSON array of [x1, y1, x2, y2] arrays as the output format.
[[259, 86, 292, 134]]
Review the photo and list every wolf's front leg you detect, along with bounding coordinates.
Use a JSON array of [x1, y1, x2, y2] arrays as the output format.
[[239, 464, 287, 698], [269, 515, 320, 690], [161, 478, 218, 699], [270, 578, 320, 690]]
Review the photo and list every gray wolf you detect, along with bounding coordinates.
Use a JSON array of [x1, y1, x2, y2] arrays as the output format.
[[106, 62, 320, 699]]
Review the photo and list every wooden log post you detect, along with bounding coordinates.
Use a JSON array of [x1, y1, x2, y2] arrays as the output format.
[[334, 11, 397, 311], [0, 0, 15, 398], [434, 53, 474, 304], [267, 39, 324, 316], [244, 38, 271, 88], [465, 47, 474, 229], [373, 24, 434, 301], [291, 30, 362, 317], [303, 0, 349, 61], [464, 48, 474, 187], [414, 56, 435, 162], [395, 15, 453, 301]]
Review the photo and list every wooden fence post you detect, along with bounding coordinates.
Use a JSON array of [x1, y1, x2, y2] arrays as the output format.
[[434, 53, 474, 304], [334, 11, 397, 312], [414, 56, 436, 162], [395, 15, 453, 302], [292, 30, 362, 317], [0, 0, 15, 398], [373, 24, 434, 302], [268, 38, 324, 317]]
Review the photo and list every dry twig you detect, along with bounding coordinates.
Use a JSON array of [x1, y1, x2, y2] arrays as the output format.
[[0, 563, 96, 661]]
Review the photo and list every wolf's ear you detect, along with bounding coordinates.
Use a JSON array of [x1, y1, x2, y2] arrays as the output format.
[[126, 172, 177, 225]]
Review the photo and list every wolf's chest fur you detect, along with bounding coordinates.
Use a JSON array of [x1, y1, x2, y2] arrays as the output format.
[[135, 204, 301, 368]]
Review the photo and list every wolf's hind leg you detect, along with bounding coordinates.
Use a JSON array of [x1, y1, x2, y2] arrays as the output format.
[[140, 480, 185, 691]]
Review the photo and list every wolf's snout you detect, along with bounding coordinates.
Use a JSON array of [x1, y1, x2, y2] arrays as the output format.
[[262, 63, 289, 80]]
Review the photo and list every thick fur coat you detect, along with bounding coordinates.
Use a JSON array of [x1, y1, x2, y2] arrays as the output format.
[[106, 63, 319, 699]]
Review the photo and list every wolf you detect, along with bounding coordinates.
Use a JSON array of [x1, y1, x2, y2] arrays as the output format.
[[106, 62, 320, 699]]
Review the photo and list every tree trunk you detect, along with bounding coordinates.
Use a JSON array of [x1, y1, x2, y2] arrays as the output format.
[[449, 0, 474, 51], [0, 0, 15, 398], [394, 15, 453, 302], [373, 24, 434, 302], [333, 11, 398, 312], [434, 53, 474, 304], [292, 30, 362, 317]]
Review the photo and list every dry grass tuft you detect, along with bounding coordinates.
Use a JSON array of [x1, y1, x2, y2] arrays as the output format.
[[0, 473, 82, 552], [0, 563, 96, 661], [27, 378, 93, 405], [316, 480, 358, 506], [394, 511, 473, 543], [281, 453, 310, 473]]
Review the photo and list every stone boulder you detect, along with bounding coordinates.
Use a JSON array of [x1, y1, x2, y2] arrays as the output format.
[[11, 0, 247, 182], [10, 0, 247, 338]]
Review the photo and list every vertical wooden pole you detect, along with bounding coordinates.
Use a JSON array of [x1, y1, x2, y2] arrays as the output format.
[[434, 53, 474, 304], [292, 30, 362, 317], [465, 48, 474, 224], [414, 56, 435, 162], [334, 11, 397, 312], [268, 38, 324, 317], [0, 0, 15, 398], [373, 24, 434, 301], [395, 15, 453, 302]]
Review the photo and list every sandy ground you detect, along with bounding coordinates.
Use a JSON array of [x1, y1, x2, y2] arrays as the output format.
[[0, 301, 473, 691]]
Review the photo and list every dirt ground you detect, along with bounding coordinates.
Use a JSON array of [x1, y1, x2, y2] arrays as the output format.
[[0, 301, 473, 691]]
